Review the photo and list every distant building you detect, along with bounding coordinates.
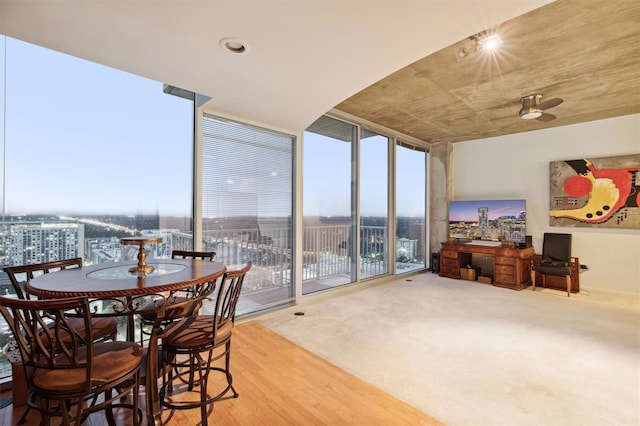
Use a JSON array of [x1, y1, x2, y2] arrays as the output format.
[[85, 236, 121, 265], [0, 222, 84, 266], [497, 216, 526, 243], [477, 207, 489, 237], [396, 237, 417, 260]]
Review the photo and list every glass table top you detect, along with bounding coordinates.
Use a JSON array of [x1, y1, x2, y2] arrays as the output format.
[[86, 262, 187, 280]]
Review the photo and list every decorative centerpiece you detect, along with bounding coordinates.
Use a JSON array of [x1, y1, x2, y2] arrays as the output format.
[[119, 236, 163, 275]]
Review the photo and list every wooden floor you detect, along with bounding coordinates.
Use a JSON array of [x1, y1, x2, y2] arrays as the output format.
[[0, 321, 441, 425]]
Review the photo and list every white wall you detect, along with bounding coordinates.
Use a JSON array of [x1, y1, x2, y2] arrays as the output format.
[[452, 114, 640, 296]]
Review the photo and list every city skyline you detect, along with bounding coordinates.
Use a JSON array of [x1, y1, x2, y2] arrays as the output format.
[[449, 199, 526, 222]]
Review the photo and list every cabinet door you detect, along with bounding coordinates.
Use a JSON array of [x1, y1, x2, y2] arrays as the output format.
[[441, 258, 460, 276]]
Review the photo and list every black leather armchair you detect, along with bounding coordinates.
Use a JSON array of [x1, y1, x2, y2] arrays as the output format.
[[531, 233, 573, 297]]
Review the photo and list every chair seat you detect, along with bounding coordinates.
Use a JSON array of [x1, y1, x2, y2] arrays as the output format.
[[39, 316, 118, 347], [532, 265, 572, 276], [33, 341, 143, 393], [36, 317, 118, 345], [138, 297, 201, 322], [71, 316, 118, 339], [163, 315, 233, 349]]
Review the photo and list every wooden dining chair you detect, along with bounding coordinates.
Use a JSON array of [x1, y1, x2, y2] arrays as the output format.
[[143, 277, 219, 425], [158, 262, 252, 426], [0, 295, 143, 426], [3, 259, 120, 424], [4, 258, 118, 343], [137, 250, 217, 344]]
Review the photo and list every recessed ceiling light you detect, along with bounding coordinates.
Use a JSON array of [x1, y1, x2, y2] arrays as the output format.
[[480, 34, 502, 51], [219, 37, 249, 54]]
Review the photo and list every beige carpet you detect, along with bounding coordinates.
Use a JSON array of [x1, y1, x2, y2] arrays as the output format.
[[259, 273, 640, 426]]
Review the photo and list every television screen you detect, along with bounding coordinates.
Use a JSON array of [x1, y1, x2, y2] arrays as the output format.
[[448, 199, 526, 244]]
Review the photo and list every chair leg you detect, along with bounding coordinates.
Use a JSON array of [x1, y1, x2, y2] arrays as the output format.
[[188, 354, 196, 391], [531, 270, 536, 291], [201, 382, 209, 426], [132, 371, 141, 426], [225, 343, 238, 398], [566, 275, 571, 297], [16, 405, 31, 425], [105, 388, 117, 426], [74, 397, 85, 426], [43, 399, 53, 426]]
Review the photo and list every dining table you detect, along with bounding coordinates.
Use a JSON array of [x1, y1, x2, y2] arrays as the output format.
[[25, 258, 227, 425]]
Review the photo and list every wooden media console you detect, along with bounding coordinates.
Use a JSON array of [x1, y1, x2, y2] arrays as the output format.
[[439, 242, 534, 290]]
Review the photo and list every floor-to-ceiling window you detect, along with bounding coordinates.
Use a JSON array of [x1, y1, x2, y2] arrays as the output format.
[[200, 115, 295, 315], [360, 129, 389, 279], [0, 35, 430, 384], [303, 115, 428, 292], [396, 141, 427, 272], [0, 36, 194, 382], [302, 116, 356, 294]]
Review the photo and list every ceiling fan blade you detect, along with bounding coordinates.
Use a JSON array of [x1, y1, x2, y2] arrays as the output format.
[[536, 112, 556, 122], [538, 97, 563, 110]]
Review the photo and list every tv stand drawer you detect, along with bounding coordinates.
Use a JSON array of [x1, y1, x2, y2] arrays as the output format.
[[495, 256, 516, 266]]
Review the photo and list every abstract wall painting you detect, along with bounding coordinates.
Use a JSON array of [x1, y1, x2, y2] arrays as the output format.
[[549, 154, 640, 229]]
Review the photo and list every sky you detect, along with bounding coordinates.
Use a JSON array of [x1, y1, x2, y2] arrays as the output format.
[[1, 36, 193, 216], [2, 35, 427, 219], [303, 129, 426, 217]]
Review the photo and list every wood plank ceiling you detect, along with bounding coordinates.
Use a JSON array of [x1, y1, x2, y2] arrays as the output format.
[[335, 0, 640, 144]]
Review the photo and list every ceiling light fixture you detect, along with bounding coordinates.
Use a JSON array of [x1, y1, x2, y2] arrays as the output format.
[[518, 94, 563, 121], [457, 30, 501, 60], [219, 37, 249, 54], [520, 108, 543, 120], [479, 34, 502, 51]]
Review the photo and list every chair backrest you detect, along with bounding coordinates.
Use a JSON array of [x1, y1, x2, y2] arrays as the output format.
[[3, 258, 83, 300], [213, 263, 252, 331], [0, 295, 92, 390], [171, 250, 216, 261], [166, 250, 216, 301], [541, 233, 572, 264]]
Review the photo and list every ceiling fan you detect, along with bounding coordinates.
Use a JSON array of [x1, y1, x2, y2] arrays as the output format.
[[519, 94, 563, 122]]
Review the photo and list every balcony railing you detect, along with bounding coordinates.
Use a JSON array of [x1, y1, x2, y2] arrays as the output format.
[[0, 223, 423, 383]]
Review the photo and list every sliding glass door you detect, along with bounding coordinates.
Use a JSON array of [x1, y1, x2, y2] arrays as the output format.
[[302, 116, 356, 294], [395, 142, 427, 272], [303, 116, 427, 292], [360, 129, 389, 279]]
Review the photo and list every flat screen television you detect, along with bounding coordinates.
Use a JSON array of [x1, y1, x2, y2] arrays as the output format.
[[448, 199, 526, 245]]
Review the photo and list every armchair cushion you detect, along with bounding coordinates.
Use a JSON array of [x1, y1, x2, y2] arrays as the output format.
[[532, 264, 572, 277]]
